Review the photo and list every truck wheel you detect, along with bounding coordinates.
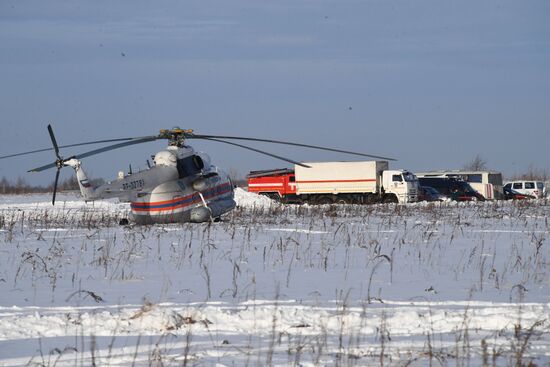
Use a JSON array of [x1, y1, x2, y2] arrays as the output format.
[[260, 192, 281, 201], [316, 196, 334, 205], [384, 194, 398, 203]]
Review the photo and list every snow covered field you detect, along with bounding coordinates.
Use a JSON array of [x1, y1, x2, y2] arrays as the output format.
[[0, 189, 549, 366]]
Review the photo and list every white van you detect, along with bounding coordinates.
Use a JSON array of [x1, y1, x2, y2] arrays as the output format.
[[504, 181, 545, 199]]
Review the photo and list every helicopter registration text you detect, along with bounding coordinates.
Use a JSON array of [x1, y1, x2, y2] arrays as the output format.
[[123, 179, 145, 190]]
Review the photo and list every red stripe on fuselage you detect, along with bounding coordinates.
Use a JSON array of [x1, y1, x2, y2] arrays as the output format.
[[131, 183, 232, 213]]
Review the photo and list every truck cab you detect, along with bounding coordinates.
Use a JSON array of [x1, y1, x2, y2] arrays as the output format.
[[381, 170, 419, 203], [246, 168, 297, 201]]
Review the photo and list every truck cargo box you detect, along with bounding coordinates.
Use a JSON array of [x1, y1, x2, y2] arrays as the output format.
[[295, 161, 388, 195]]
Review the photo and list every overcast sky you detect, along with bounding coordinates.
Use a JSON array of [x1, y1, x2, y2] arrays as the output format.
[[1, 0, 549, 185]]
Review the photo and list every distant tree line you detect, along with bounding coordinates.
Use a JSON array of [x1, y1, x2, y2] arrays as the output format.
[[227, 168, 248, 187], [0, 176, 81, 194], [463, 154, 488, 171], [464, 155, 548, 182], [509, 165, 549, 182]]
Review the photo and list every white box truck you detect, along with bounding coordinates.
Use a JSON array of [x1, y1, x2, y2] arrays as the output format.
[[248, 161, 419, 204]]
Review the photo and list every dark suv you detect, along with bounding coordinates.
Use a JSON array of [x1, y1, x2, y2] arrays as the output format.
[[418, 177, 485, 202]]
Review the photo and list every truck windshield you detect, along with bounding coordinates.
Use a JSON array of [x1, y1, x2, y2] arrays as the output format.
[[403, 172, 417, 182]]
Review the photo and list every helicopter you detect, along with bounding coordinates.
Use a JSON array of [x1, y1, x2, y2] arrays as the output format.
[[0, 125, 394, 224]]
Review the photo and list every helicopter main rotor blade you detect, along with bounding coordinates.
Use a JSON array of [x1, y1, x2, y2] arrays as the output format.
[[47, 124, 61, 160], [74, 136, 160, 161], [196, 137, 311, 168], [0, 136, 156, 161], [188, 134, 396, 161], [28, 136, 160, 172], [52, 168, 60, 205]]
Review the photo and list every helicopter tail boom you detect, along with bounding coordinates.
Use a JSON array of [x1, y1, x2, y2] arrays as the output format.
[[63, 159, 97, 201]]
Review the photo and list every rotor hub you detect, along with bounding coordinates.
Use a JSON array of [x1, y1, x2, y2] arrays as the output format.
[[55, 158, 64, 169], [159, 127, 194, 147]]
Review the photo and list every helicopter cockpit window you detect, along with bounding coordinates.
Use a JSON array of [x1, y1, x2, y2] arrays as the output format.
[[176, 155, 203, 178], [193, 155, 204, 170]]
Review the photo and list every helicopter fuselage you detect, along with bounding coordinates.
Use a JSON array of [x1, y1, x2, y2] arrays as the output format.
[[66, 145, 236, 224]]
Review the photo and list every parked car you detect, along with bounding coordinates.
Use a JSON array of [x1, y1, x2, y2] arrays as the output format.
[[418, 177, 485, 202], [503, 186, 535, 200], [419, 186, 449, 202], [416, 170, 503, 200], [503, 181, 545, 199]]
